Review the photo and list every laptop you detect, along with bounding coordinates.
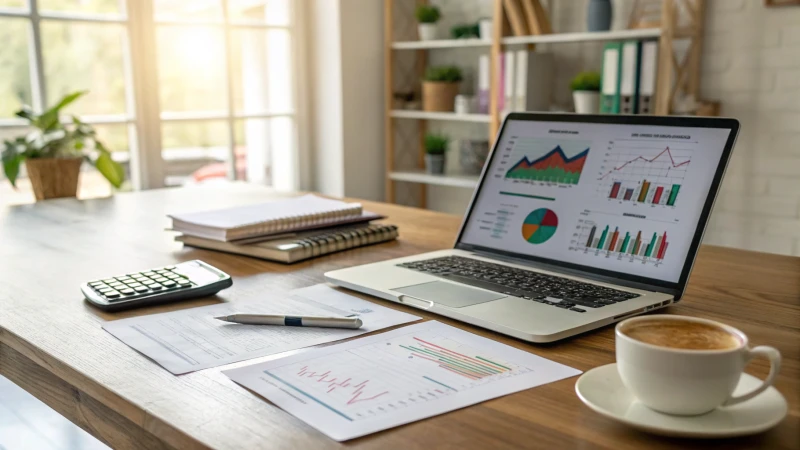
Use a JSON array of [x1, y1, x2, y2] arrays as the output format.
[[326, 113, 740, 342]]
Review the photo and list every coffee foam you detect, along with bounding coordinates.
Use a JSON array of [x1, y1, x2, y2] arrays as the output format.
[[622, 319, 742, 350]]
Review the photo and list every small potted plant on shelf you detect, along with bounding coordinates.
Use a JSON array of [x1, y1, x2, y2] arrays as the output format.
[[415, 4, 441, 41], [422, 66, 463, 112], [2, 91, 125, 201], [424, 133, 448, 175], [570, 71, 601, 114]]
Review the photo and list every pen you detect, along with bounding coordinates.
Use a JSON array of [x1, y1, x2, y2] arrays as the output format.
[[214, 314, 363, 329]]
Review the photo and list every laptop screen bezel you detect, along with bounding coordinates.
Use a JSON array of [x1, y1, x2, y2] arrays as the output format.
[[453, 112, 740, 296]]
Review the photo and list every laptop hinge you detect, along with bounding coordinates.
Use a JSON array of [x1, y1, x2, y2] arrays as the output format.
[[469, 249, 681, 298]]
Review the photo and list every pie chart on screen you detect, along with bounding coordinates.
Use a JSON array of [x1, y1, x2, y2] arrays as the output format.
[[521, 208, 558, 244]]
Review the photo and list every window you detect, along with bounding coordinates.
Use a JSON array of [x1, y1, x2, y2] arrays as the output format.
[[0, 0, 302, 202]]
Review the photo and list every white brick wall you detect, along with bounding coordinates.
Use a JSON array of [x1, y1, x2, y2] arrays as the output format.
[[415, 0, 800, 256]]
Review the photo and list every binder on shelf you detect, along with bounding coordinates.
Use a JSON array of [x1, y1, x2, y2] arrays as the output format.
[[478, 54, 490, 114], [503, 50, 515, 117], [600, 42, 623, 114], [514, 50, 528, 111], [523, 52, 554, 112], [620, 40, 642, 114], [637, 40, 659, 114]]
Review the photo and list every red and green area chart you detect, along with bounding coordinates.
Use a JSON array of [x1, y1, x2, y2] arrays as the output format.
[[503, 138, 591, 186], [521, 208, 558, 244]]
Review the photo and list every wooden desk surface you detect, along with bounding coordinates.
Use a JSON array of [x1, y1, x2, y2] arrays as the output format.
[[1, 184, 798, 450]]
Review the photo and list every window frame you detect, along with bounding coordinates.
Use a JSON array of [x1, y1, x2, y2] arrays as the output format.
[[0, 0, 307, 191]]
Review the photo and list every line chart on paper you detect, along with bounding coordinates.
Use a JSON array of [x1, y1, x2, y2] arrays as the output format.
[[262, 330, 534, 422]]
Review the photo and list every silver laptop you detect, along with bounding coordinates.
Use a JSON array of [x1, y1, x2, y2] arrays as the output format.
[[326, 113, 739, 342]]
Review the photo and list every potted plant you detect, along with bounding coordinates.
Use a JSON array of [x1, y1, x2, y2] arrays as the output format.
[[422, 66, 463, 112], [424, 133, 448, 175], [415, 5, 441, 41], [2, 91, 125, 201], [570, 71, 601, 114]]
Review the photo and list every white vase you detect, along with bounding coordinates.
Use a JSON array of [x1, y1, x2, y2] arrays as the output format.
[[573, 91, 600, 114], [418, 23, 437, 41], [479, 19, 493, 40]]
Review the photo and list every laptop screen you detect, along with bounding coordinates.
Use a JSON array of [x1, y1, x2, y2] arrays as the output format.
[[458, 117, 734, 285]]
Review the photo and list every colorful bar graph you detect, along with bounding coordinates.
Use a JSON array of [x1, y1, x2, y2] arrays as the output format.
[[609, 182, 622, 199], [400, 337, 512, 381], [597, 226, 609, 250], [586, 225, 597, 247], [667, 184, 680, 206], [581, 224, 668, 261], [652, 186, 664, 204]]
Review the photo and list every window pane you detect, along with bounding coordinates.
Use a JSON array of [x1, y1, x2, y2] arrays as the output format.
[[234, 118, 269, 183], [39, 0, 124, 16], [93, 123, 130, 153], [0, 18, 32, 118], [155, 0, 222, 22], [231, 29, 292, 114], [0, 0, 25, 8], [228, 0, 289, 25], [157, 26, 227, 113], [161, 120, 231, 185], [41, 21, 128, 115], [268, 116, 293, 189]]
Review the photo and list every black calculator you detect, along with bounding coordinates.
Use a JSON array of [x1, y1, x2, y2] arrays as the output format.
[[81, 260, 233, 311]]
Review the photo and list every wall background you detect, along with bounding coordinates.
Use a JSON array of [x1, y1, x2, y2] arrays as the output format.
[[387, 0, 800, 256]]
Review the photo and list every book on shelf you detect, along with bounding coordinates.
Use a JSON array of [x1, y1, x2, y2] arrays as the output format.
[[169, 194, 380, 241], [176, 223, 399, 264]]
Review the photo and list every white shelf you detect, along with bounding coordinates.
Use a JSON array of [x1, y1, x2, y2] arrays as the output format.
[[390, 110, 491, 123], [502, 28, 662, 46], [389, 170, 480, 189], [392, 39, 491, 50]]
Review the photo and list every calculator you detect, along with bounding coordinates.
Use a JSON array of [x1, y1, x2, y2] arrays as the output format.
[[81, 260, 233, 311]]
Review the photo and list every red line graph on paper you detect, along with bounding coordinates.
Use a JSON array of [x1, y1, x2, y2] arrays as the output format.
[[598, 147, 690, 180], [297, 366, 389, 405]]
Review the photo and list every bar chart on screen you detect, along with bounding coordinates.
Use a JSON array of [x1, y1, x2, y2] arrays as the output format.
[[224, 322, 581, 441], [595, 143, 692, 208], [569, 217, 669, 267]]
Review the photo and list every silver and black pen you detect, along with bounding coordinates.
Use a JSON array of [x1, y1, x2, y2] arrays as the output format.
[[214, 314, 363, 329]]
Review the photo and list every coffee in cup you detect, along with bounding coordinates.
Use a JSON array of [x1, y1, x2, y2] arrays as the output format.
[[615, 315, 781, 415]]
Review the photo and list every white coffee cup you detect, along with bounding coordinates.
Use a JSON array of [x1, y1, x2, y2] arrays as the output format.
[[616, 315, 781, 415]]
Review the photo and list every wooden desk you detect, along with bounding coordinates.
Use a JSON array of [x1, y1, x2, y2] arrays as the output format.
[[0, 184, 798, 450]]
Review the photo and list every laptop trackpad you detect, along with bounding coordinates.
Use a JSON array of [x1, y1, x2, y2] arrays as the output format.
[[392, 281, 505, 308]]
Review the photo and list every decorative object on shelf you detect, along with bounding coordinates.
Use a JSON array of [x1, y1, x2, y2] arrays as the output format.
[[479, 18, 493, 40], [627, 0, 661, 29], [2, 91, 125, 201], [422, 66, 463, 112], [587, 0, 612, 32], [424, 133, 448, 175], [451, 23, 480, 39], [454, 95, 475, 114], [393, 91, 417, 110], [570, 71, 601, 114], [460, 140, 490, 175], [415, 4, 440, 41]]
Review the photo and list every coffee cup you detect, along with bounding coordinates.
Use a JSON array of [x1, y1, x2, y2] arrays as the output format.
[[615, 315, 781, 415]]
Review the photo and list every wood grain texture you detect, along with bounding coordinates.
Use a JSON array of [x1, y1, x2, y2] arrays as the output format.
[[0, 183, 798, 450]]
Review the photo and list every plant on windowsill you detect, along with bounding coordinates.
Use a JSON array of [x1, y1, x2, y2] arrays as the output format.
[[415, 4, 441, 41], [422, 66, 463, 112], [424, 133, 448, 175], [570, 71, 602, 114], [2, 91, 125, 201]]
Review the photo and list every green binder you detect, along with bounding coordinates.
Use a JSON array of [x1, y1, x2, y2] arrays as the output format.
[[600, 42, 623, 114]]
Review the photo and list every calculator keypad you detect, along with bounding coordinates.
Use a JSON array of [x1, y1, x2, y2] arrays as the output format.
[[87, 267, 195, 302]]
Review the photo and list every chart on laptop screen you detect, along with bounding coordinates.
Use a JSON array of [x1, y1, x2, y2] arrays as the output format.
[[459, 120, 732, 283]]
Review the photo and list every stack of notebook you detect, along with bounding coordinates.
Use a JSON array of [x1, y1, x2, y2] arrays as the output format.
[[169, 194, 398, 263]]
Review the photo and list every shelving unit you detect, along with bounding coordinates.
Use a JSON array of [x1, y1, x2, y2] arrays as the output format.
[[384, 0, 706, 206]]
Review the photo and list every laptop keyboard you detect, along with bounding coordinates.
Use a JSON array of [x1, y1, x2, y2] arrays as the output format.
[[397, 256, 640, 312]]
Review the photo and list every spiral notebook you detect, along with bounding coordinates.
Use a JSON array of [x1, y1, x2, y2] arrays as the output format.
[[169, 194, 368, 241], [176, 224, 399, 263]]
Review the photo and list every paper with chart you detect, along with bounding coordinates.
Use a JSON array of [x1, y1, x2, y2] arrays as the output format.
[[223, 321, 581, 441], [103, 284, 420, 374]]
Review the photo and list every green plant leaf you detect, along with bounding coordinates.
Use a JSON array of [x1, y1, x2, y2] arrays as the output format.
[[38, 91, 87, 131], [415, 5, 440, 23], [423, 66, 463, 83], [14, 105, 37, 123], [570, 71, 601, 92], [2, 142, 23, 188], [93, 144, 124, 188]]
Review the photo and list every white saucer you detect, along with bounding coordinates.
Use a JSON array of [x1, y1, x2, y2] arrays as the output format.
[[575, 363, 788, 438]]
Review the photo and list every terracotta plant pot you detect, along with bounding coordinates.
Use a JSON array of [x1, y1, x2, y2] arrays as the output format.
[[422, 81, 460, 112], [25, 157, 83, 201]]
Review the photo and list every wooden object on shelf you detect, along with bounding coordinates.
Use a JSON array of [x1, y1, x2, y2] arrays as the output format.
[[520, 0, 552, 35], [422, 81, 460, 112], [503, 0, 529, 36], [628, 0, 662, 29], [654, 0, 705, 115]]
